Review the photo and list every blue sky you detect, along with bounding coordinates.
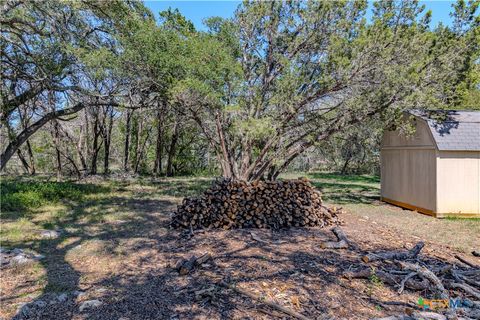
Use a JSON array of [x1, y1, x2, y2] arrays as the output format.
[[144, 1, 456, 30]]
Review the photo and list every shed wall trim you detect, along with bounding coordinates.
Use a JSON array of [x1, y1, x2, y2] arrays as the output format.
[[381, 146, 436, 150], [381, 196, 435, 217]]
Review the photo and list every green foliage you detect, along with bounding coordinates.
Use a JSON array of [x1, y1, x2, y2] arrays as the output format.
[[2, 0, 479, 179], [159, 8, 195, 34], [0, 180, 109, 211]]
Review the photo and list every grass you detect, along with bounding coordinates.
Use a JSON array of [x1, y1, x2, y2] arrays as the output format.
[[291, 171, 479, 252], [1, 173, 477, 251], [0, 178, 110, 212], [0, 176, 203, 248], [281, 171, 380, 204]]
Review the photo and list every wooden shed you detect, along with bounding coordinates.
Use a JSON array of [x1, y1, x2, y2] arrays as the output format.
[[380, 110, 480, 217]]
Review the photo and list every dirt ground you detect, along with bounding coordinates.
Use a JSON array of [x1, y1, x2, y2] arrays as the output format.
[[1, 177, 479, 320]]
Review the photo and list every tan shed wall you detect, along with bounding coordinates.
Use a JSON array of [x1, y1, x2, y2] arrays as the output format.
[[436, 151, 480, 216], [381, 117, 437, 213], [381, 148, 437, 212]]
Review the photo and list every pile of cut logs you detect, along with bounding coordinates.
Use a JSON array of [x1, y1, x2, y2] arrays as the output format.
[[171, 178, 342, 230]]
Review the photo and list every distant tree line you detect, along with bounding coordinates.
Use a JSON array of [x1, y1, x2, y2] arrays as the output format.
[[1, 0, 479, 179]]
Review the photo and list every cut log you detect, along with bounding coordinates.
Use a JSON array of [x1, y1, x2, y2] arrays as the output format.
[[179, 255, 198, 275], [362, 242, 424, 263], [196, 252, 212, 265], [175, 252, 212, 275], [320, 226, 349, 249], [171, 178, 343, 230]]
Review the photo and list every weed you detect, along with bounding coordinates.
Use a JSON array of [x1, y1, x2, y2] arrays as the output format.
[[369, 273, 383, 287]]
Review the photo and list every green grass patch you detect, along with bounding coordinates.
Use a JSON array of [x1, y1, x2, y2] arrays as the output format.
[[443, 216, 480, 221], [1, 180, 110, 212], [281, 171, 380, 204]]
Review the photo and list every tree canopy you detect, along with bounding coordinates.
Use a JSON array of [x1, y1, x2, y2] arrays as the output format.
[[1, 0, 479, 179]]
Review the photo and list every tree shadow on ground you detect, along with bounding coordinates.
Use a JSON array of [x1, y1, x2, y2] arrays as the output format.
[[4, 179, 462, 320], [51, 227, 437, 320], [5, 191, 178, 320]]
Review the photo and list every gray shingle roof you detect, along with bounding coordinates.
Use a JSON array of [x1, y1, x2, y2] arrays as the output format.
[[411, 110, 480, 151]]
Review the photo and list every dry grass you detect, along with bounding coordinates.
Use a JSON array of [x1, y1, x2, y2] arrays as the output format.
[[283, 172, 479, 253], [0, 174, 478, 319]]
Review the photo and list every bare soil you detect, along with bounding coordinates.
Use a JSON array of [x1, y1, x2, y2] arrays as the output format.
[[1, 183, 479, 320]]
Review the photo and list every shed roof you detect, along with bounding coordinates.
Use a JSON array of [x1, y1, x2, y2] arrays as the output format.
[[410, 110, 480, 151]]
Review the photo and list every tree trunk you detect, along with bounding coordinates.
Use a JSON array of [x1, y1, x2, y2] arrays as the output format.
[[134, 123, 152, 174], [25, 139, 36, 174], [90, 114, 99, 175], [166, 117, 179, 177], [123, 109, 132, 172], [52, 121, 63, 181], [16, 149, 31, 173], [132, 112, 141, 173], [18, 109, 36, 174], [77, 122, 88, 174], [103, 106, 114, 174], [153, 101, 165, 175], [1, 85, 44, 123], [215, 112, 236, 178], [340, 156, 352, 175], [0, 102, 86, 171], [5, 120, 31, 173]]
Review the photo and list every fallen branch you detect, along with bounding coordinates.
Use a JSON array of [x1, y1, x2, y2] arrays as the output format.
[[451, 269, 480, 289], [320, 226, 349, 249], [343, 268, 429, 291], [397, 261, 448, 299], [375, 312, 447, 320], [362, 242, 424, 263], [447, 282, 480, 300], [411, 311, 446, 320], [454, 255, 479, 268], [218, 281, 312, 320], [398, 272, 417, 294]]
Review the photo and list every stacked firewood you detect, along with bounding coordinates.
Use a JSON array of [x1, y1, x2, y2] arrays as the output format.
[[171, 178, 342, 229]]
